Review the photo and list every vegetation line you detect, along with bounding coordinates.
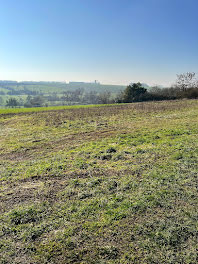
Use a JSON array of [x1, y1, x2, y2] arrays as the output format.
[[0, 103, 126, 115]]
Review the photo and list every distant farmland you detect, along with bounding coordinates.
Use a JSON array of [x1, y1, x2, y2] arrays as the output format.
[[0, 81, 126, 107], [0, 100, 197, 263]]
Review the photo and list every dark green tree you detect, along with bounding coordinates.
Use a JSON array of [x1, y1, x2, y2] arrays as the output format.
[[6, 98, 18, 108], [122, 83, 147, 103]]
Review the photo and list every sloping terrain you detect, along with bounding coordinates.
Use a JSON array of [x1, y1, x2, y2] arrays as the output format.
[[0, 100, 198, 263]]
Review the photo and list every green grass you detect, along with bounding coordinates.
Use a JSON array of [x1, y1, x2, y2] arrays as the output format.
[[0, 100, 198, 263], [0, 103, 120, 115]]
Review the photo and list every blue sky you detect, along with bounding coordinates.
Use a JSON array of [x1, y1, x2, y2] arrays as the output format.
[[0, 0, 198, 85]]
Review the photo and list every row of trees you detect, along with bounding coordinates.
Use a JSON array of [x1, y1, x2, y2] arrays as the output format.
[[116, 72, 198, 103], [4, 91, 113, 108], [4, 72, 198, 108]]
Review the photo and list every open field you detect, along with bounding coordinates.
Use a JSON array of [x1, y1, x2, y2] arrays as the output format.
[[0, 100, 198, 263], [0, 82, 125, 107], [0, 104, 118, 115]]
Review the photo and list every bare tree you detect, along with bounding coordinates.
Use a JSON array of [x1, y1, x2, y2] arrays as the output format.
[[98, 91, 112, 104], [175, 72, 197, 91]]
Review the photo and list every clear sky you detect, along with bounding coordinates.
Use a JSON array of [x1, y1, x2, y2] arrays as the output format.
[[0, 0, 198, 86]]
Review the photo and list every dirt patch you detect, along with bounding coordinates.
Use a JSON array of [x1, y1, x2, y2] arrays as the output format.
[[0, 129, 119, 161]]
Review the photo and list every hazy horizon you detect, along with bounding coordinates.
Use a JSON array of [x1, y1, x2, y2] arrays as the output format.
[[0, 0, 197, 87], [0, 78, 166, 87]]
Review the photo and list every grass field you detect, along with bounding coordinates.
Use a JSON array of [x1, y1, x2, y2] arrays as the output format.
[[0, 104, 116, 115], [0, 100, 198, 263]]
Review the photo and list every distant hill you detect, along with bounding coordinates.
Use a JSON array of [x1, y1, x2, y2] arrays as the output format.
[[0, 80, 125, 94], [0, 80, 152, 107], [0, 80, 127, 107]]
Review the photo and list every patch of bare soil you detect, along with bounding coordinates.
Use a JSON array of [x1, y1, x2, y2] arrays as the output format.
[[0, 129, 119, 161]]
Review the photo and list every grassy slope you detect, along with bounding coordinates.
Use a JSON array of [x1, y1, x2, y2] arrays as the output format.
[[0, 100, 198, 263], [0, 103, 117, 115]]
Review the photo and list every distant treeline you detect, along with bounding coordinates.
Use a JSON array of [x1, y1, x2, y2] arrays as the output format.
[[3, 90, 114, 108], [116, 85, 198, 104], [0, 81, 125, 94], [1, 73, 198, 108], [116, 72, 198, 103]]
